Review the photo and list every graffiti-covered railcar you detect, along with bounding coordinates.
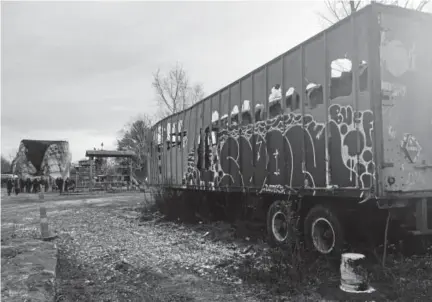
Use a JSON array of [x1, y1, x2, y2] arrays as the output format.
[[148, 4, 432, 256]]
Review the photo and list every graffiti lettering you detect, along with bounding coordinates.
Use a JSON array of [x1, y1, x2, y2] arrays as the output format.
[[256, 140, 262, 161], [273, 149, 280, 176], [182, 104, 375, 192], [260, 184, 287, 195]]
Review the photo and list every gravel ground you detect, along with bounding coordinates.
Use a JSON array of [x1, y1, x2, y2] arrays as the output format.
[[52, 207, 261, 302], [2, 192, 269, 301], [2, 190, 432, 301]]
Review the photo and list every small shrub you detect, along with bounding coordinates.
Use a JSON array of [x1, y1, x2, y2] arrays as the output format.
[[145, 186, 198, 223], [234, 213, 315, 295]]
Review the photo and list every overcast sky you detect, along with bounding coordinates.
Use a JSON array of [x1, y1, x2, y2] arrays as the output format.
[[2, 1, 429, 162]]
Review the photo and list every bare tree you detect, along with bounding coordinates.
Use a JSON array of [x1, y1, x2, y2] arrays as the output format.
[[318, 0, 430, 25], [98, 158, 117, 176], [152, 62, 205, 118], [116, 114, 153, 173], [1, 155, 12, 173]]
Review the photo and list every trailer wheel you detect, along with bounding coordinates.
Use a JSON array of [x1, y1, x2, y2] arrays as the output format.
[[304, 205, 344, 258], [267, 200, 295, 248]]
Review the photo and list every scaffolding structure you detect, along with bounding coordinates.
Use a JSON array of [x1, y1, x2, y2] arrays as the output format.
[[76, 150, 137, 192]]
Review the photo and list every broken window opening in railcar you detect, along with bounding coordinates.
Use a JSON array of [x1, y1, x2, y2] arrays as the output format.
[[204, 126, 212, 170], [285, 87, 300, 111], [330, 58, 368, 100], [166, 122, 171, 151], [211, 130, 217, 146], [157, 143, 162, 175], [269, 101, 282, 118], [169, 133, 177, 149], [255, 104, 264, 122], [181, 130, 188, 148], [177, 131, 182, 147], [212, 111, 219, 125], [231, 114, 239, 125], [171, 122, 177, 149], [174, 121, 183, 148], [210, 110, 219, 145], [220, 114, 229, 128], [176, 120, 182, 147], [172, 122, 176, 141], [268, 84, 283, 118], [241, 100, 252, 125], [231, 105, 240, 125], [157, 125, 162, 144], [166, 136, 174, 151], [306, 82, 324, 109], [197, 129, 204, 170]]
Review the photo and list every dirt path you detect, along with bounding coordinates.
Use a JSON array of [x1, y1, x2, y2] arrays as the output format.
[[3, 191, 432, 301], [1, 192, 267, 301], [51, 208, 262, 301]]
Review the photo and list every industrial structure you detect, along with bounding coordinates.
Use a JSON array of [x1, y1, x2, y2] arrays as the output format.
[[74, 150, 138, 192], [11, 139, 72, 180]]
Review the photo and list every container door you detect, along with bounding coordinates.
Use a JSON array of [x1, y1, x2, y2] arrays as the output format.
[[379, 10, 432, 193]]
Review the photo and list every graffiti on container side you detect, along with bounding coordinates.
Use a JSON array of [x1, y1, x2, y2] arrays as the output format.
[[181, 103, 375, 193], [260, 184, 288, 194]]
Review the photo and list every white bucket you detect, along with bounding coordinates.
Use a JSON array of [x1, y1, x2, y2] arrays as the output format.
[[340, 253, 375, 293]]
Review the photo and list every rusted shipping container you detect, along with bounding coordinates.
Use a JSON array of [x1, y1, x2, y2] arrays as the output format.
[[148, 3, 432, 256]]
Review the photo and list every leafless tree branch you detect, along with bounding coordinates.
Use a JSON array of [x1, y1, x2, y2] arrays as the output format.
[[324, 0, 343, 23], [416, 0, 429, 10], [354, 1, 362, 10], [345, 1, 352, 15], [318, 0, 430, 25], [317, 11, 336, 26], [116, 114, 153, 171], [152, 63, 205, 119]]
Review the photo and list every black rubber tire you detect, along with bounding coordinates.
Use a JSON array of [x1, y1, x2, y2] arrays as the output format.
[[266, 200, 296, 249], [304, 205, 344, 260]]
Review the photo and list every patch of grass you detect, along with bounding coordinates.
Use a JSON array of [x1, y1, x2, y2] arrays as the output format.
[[55, 237, 160, 302], [1, 223, 41, 244], [368, 253, 432, 301], [231, 241, 339, 297], [139, 187, 198, 223], [55, 242, 109, 302], [136, 187, 432, 301], [55, 234, 207, 302]]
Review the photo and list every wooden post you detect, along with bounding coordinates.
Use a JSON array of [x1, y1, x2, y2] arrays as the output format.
[[89, 156, 93, 192], [39, 183, 44, 200], [75, 167, 78, 190], [39, 187, 55, 240], [129, 157, 133, 190]]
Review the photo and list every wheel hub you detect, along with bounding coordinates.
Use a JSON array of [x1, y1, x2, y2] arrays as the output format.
[[311, 217, 336, 254], [272, 211, 289, 242]]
